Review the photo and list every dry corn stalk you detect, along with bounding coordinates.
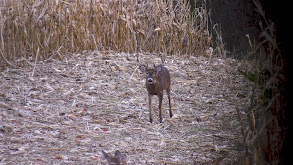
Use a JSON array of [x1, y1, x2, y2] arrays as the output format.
[[0, 0, 211, 67]]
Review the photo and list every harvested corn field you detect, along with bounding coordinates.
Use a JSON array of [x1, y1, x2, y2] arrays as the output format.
[[0, 51, 253, 164]]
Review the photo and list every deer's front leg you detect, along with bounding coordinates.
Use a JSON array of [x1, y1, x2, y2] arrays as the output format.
[[148, 94, 153, 123]]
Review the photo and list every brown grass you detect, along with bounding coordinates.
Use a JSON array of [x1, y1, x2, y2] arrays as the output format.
[[0, 0, 211, 68], [236, 0, 286, 164], [0, 50, 252, 164]]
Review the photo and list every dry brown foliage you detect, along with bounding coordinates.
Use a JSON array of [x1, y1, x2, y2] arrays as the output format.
[[0, 0, 211, 68], [0, 51, 253, 164], [236, 0, 287, 164], [1, 0, 286, 164]]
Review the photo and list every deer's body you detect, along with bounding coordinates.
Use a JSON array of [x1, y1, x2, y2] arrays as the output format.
[[140, 64, 172, 123]]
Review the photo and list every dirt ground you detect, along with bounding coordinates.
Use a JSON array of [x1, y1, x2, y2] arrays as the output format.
[[0, 51, 252, 164]]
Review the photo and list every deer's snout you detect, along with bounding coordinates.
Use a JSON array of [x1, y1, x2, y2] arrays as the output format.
[[147, 78, 153, 83]]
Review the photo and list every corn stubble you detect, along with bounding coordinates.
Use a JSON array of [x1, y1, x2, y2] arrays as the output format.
[[0, 0, 211, 67]]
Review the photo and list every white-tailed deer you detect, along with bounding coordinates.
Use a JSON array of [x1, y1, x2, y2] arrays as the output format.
[[139, 64, 172, 123], [101, 150, 127, 165]]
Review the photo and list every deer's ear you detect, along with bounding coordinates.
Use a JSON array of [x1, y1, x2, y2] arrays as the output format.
[[139, 65, 147, 73], [114, 150, 121, 157], [102, 150, 110, 160], [156, 65, 162, 72], [121, 154, 127, 162]]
